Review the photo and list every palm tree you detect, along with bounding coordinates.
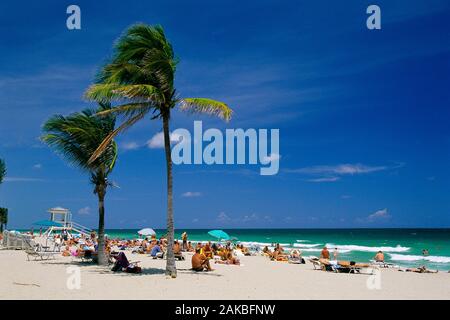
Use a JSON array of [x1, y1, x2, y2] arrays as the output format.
[[0, 158, 5, 185], [0, 207, 8, 232], [41, 105, 118, 265], [0, 159, 7, 232], [85, 24, 233, 277]]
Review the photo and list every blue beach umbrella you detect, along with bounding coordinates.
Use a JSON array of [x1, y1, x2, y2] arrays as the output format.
[[32, 220, 63, 227], [208, 229, 230, 241]]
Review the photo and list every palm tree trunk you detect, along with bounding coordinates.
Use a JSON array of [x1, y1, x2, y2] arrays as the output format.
[[97, 185, 108, 266], [163, 113, 177, 278]]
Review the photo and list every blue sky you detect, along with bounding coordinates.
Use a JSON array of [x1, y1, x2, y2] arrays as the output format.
[[0, 0, 449, 229]]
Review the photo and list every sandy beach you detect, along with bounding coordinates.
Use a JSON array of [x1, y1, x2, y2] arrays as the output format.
[[1, 249, 449, 300]]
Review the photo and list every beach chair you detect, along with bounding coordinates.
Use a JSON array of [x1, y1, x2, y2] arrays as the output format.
[[24, 239, 59, 261], [309, 257, 325, 270], [175, 252, 185, 261]]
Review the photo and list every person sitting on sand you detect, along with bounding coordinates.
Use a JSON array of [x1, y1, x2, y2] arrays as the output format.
[[320, 246, 330, 260], [150, 241, 164, 259], [374, 251, 384, 262], [203, 242, 213, 259], [262, 246, 272, 256], [62, 245, 71, 257], [187, 241, 194, 252], [173, 240, 181, 254], [192, 248, 213, 271], [290, 249, 301, 259]]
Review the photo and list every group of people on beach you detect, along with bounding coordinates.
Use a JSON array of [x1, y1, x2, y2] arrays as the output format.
[[24, 229, 443, 274]]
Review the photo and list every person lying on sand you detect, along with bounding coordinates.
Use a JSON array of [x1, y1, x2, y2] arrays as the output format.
[[215, 252, 240, 265], [374, 251, 384, 262], [405, 266, 438, 273], [192, 248, 213, 271], [271, 248, 289, 261]]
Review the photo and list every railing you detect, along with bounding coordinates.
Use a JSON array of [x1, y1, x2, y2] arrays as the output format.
[[70, 222, 92, 236]]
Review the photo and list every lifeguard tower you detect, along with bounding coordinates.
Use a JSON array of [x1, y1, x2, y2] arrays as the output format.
[[38, 207, 92, 237]]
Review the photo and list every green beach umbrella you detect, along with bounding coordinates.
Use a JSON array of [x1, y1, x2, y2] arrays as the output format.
[[32, 220, 63, 227], [208, 229, 230, 241]]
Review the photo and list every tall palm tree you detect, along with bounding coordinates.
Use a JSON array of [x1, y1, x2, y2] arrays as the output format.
[[85, 24, 233, 277], [0, 207, 8, 232], [0, 159, 6, 232], [0, 159, 5, 185], [42, 105, 118, 265]]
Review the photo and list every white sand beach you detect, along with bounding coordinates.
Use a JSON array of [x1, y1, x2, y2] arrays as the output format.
[[1, 249, 450, 300]]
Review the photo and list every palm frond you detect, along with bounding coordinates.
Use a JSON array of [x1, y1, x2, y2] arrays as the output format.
[[41, 106, 118, 177], [88, 110, 148, 164], [178, 98, 233, 121]]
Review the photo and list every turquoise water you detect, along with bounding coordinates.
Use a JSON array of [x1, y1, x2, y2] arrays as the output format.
[[101, 228, 450, 270], [22, 228, 450, 270]]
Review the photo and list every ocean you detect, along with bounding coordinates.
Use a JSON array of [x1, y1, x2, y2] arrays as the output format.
[[99, 228, 450, 270]]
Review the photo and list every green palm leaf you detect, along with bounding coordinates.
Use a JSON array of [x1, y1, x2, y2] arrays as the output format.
[[178, 98, 233, 121]]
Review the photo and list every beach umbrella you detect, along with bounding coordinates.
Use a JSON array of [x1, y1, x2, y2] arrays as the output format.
[[137, 228, 156, 236], [32, 220, 62, 227], [208, 229, 230, 241]]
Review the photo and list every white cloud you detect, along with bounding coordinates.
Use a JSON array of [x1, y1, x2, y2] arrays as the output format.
[[4, 177, 44, 182], [368, 208, 390, 221], [147, 132, 182, 149], [292, 163, 388, 175], [78, 206, 91, 215], [120, 141, 140, 150], [286, 163, 404, 182], [33, 164, 42, 169], [217, 212, 231, 223], [181, 191, 202, 198], [307, 176, 340, 182]]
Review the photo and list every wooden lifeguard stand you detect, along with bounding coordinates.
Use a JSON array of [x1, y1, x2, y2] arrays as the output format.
[[48, 207, 71, 227], [45, 207, 92, 237]]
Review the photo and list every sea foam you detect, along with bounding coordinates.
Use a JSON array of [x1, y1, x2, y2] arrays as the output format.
[[325, 243, 410, 253], [293, 243, 321, 248], [389, 253, 450, 264]]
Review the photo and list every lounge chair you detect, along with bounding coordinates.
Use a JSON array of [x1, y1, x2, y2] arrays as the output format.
[[24, 239, 59, 261], [308, 257, 323, 270], [174, 252, 185, 260], [369, 260, 397, 268]]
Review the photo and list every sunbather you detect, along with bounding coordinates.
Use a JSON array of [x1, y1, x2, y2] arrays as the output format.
[[215, 251, 240, 265], [320, 246, 330, 260], [111, 252, 141, 273], [192, 248, 213, 271], [405, 266, 438, 273], [150, 241, 164, 259], [374, 251, 384, 262], [203, 242, 213, 259]]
